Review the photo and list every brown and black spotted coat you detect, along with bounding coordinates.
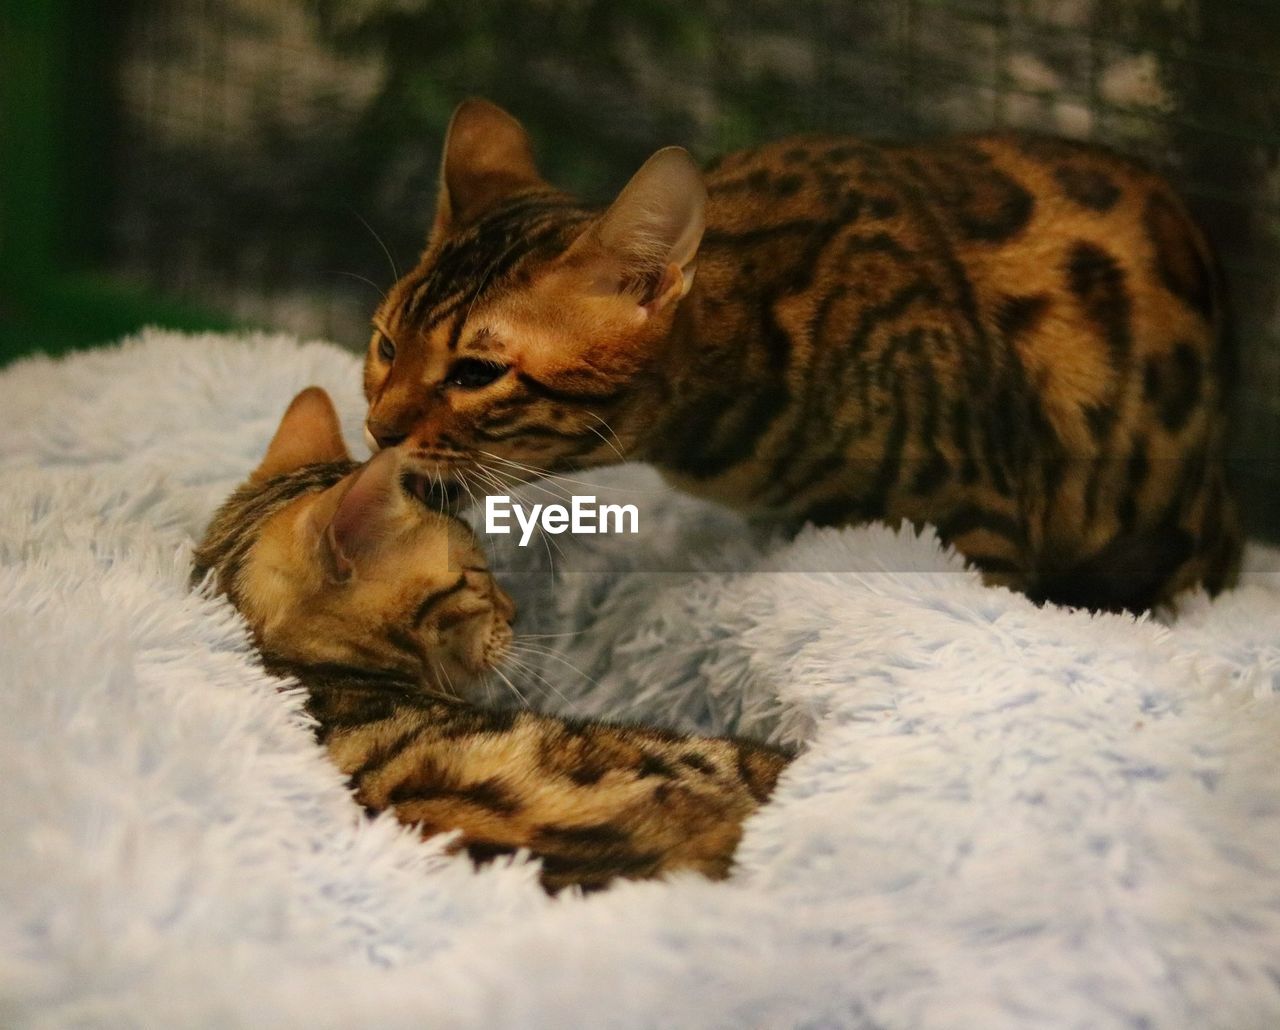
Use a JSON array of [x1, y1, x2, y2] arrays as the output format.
[[656, 133, 1239, 610], [195, 442, 790, 895], [291, 663, 789, 894], [366, 108, 1239, 613]]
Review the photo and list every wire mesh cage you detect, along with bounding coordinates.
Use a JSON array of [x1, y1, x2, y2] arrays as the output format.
[[10, 0, 1280, 535]]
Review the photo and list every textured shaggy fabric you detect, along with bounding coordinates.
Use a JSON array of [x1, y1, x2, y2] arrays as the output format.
[[2, 330, 1280, 1028]]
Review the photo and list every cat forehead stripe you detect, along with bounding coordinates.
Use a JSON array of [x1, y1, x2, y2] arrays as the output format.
[[403, 194, 590, 328]]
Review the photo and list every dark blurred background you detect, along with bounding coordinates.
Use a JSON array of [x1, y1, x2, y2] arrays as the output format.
[[2, 0, 1278, 533]]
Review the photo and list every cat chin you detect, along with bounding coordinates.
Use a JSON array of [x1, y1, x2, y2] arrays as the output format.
[[414, 615, 511, 696]]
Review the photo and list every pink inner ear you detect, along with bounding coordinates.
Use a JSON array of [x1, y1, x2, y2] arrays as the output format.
[[252, 386, 351, 482], [326, 448, 402, 573]]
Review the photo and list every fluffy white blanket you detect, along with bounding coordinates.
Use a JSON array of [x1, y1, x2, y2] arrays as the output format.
[[3, 330, 1279, 1028]]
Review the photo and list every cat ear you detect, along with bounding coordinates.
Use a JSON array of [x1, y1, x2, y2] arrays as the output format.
[[431, 98, 543, 238], [251, 387, 351, 483], [316, 448, 405, 583], [566, 147, 706, 314]]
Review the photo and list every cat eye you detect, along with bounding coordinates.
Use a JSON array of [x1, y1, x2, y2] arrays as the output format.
[[446, 358, 508, 390], [377, 334, 396, 363]]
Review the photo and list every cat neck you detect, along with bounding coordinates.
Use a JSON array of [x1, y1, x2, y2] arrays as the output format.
[[259, 653, 468, 719], [639, 246, 786, 482]]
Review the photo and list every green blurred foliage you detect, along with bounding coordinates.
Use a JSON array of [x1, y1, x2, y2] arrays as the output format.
[[311, 0, 770, 196]]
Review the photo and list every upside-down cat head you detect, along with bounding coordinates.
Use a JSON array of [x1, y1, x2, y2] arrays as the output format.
[[194, 387, 515, 694], [363, 98, 705, 498]]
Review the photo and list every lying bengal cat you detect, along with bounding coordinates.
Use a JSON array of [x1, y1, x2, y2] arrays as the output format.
[[194, 388, 789, 893], [361, 99, 1239, 612]]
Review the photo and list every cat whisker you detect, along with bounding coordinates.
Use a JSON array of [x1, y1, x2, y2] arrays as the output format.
[[477, 450, 605, 491], [584, 423, 626, 464], [468, 465, 512, 508], [432, 466, 467, 514], [324, 269, 388, 303], [455, 466, 479, 512], [470, 464, 566, 570], [468, 464, 506, 496], [348, 205, 400, 283], [427, 656, 460, 702], [489, 664, 529, 707], [499, 655, 550, 696], [539, 526, 562, 574], [472, 463, 555, 522], [475, 458, 560, 499], [584, 412, 628, 463], [502, 653, 573, 707], [475, 461, 572, 505], [478, 450, 582, 482], [478, 451, 651, 497], [508, 642, 605, 694], [419, 678, 463, 706], [434, 653, 465, 703], [471, 464, 553, 561]]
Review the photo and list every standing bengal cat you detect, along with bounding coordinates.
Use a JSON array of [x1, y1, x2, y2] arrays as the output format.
[[194, 388, 790, 893], [361, 99, 1239, 612]]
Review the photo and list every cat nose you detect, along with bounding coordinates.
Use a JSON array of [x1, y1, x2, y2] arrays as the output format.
[[365, 424, 408, 451]]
